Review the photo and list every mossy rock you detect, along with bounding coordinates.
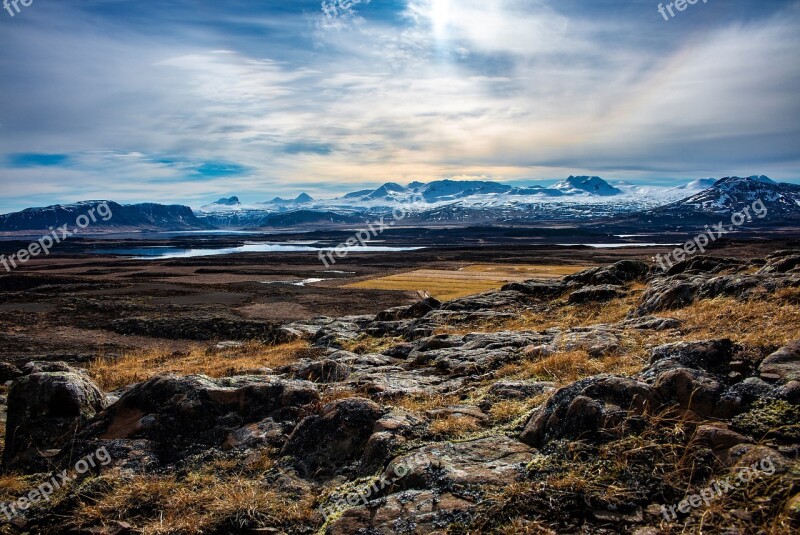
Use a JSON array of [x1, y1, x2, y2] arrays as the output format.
[[731, 399, 800, 442]]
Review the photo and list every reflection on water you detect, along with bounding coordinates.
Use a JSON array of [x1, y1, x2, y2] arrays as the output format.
[[91, 242, 424, 259], [556, 243, 680, 248], [261, 278, 327, 286]]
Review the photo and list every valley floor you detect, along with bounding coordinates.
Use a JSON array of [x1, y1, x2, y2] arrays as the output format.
[[0, 239, 798, 534]]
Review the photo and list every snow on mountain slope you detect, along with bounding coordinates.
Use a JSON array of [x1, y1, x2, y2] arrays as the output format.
[[553, 176, 622, 196], [631, 176, 800, 227], [191, 176, 798, 228]]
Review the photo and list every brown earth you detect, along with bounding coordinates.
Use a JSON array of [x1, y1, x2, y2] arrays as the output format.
[[0, 238, 794, 365]]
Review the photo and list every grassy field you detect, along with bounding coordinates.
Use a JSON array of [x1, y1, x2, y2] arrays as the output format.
[[345, 263, 591, 300]]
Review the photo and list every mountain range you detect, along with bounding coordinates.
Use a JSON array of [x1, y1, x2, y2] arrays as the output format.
[[1, 176, 799, 234], [0, 201, 211, 233]]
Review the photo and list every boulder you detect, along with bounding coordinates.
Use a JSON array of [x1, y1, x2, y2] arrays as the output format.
[[520, 375, 656, 448], [693, 424, 751, 451], [77, 374, 319, 467], [221, 418, 288, 450], [634, 278, 699, 316], [758, 251, 800, 274], [384, 437, 536, 493], [564, 260, 650, 286], [281, 397, 384, 477], [345, 367, 464, 398], [652, 368, 724, 418], [568, 285, 623, 304], [555, 328, 620, 357], [441, 290, 529, 312], [665, 256, 746, 276], [715, 378, 781, 419], [759, 340, 800, 384], [0, 362, 22, 383], [411, 331, 553, 376], [375, 297, 441, 321], [360, 408, 427, 473], [20, 361, 74, 375], [620, 316, 682, 331], [325, 490, 474, 534], [3, 369, 107, 472], [501, 280, 566, 299], [645, 339, 736, 378]]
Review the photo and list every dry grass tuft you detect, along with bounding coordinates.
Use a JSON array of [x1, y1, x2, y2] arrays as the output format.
[[0, 474, 32, 501], [88, 340, 312, 390], [428, 415, 481, 437], [488, 400, 536, 423], [496, 349, 647, 385], [341, 336, 405, 355], [75, 466, 316, 534], [670, 294, 800, 348]]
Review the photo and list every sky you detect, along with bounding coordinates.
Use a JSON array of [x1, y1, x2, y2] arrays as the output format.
[[0, 0, 799, 213]]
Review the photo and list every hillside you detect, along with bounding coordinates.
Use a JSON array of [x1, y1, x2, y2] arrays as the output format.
[[1, 251, 798, 533], [0, 201, 211, 233]]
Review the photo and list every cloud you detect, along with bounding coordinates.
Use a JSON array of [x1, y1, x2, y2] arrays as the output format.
[[0, 0, 797, 212]]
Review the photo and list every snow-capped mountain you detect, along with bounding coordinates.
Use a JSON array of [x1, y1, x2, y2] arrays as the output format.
[[6, 176, 794, 233], [193, 176, 732, 228], [0, 201, 211, 232], [552, 176, 622, 196], [213, 196, 241, 207], [267, 193, 314, 206], [677, 178, 718, 191], [627, 176, 800, 228]]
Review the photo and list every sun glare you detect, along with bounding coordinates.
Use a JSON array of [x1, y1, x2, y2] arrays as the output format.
[[431, 0, 451, 41]]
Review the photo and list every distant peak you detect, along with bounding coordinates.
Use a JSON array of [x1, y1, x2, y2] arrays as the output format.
[[381, 182, 406, 192], [214, 196, 240, 206], [294, 193, 313, 203], [713, 175, 776, 187], [554, 175, 621, 196]]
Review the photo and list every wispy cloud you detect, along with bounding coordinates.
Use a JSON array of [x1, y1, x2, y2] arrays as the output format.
[[0, 0, 797, 213]]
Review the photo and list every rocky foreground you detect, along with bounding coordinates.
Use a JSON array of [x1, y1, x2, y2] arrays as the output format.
[[1, 251, 799, 534]]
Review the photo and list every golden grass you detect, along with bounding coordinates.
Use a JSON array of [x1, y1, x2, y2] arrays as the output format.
[[439, 286, 800, 387], [490, 290, 645, 334], [346, 264, 590, 301], [669, 292, 800, 348], [87, 340, 312, 391], [496, 349, 647, 385], [488, 400, 537, 424], [0, 474, 32, 501], [428, 415, 481, 438], [76, 468, 316, 534], [459, 264, 591, 277]]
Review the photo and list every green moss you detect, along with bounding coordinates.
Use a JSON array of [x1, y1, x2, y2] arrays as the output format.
[[732, 399, 800, 441]]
